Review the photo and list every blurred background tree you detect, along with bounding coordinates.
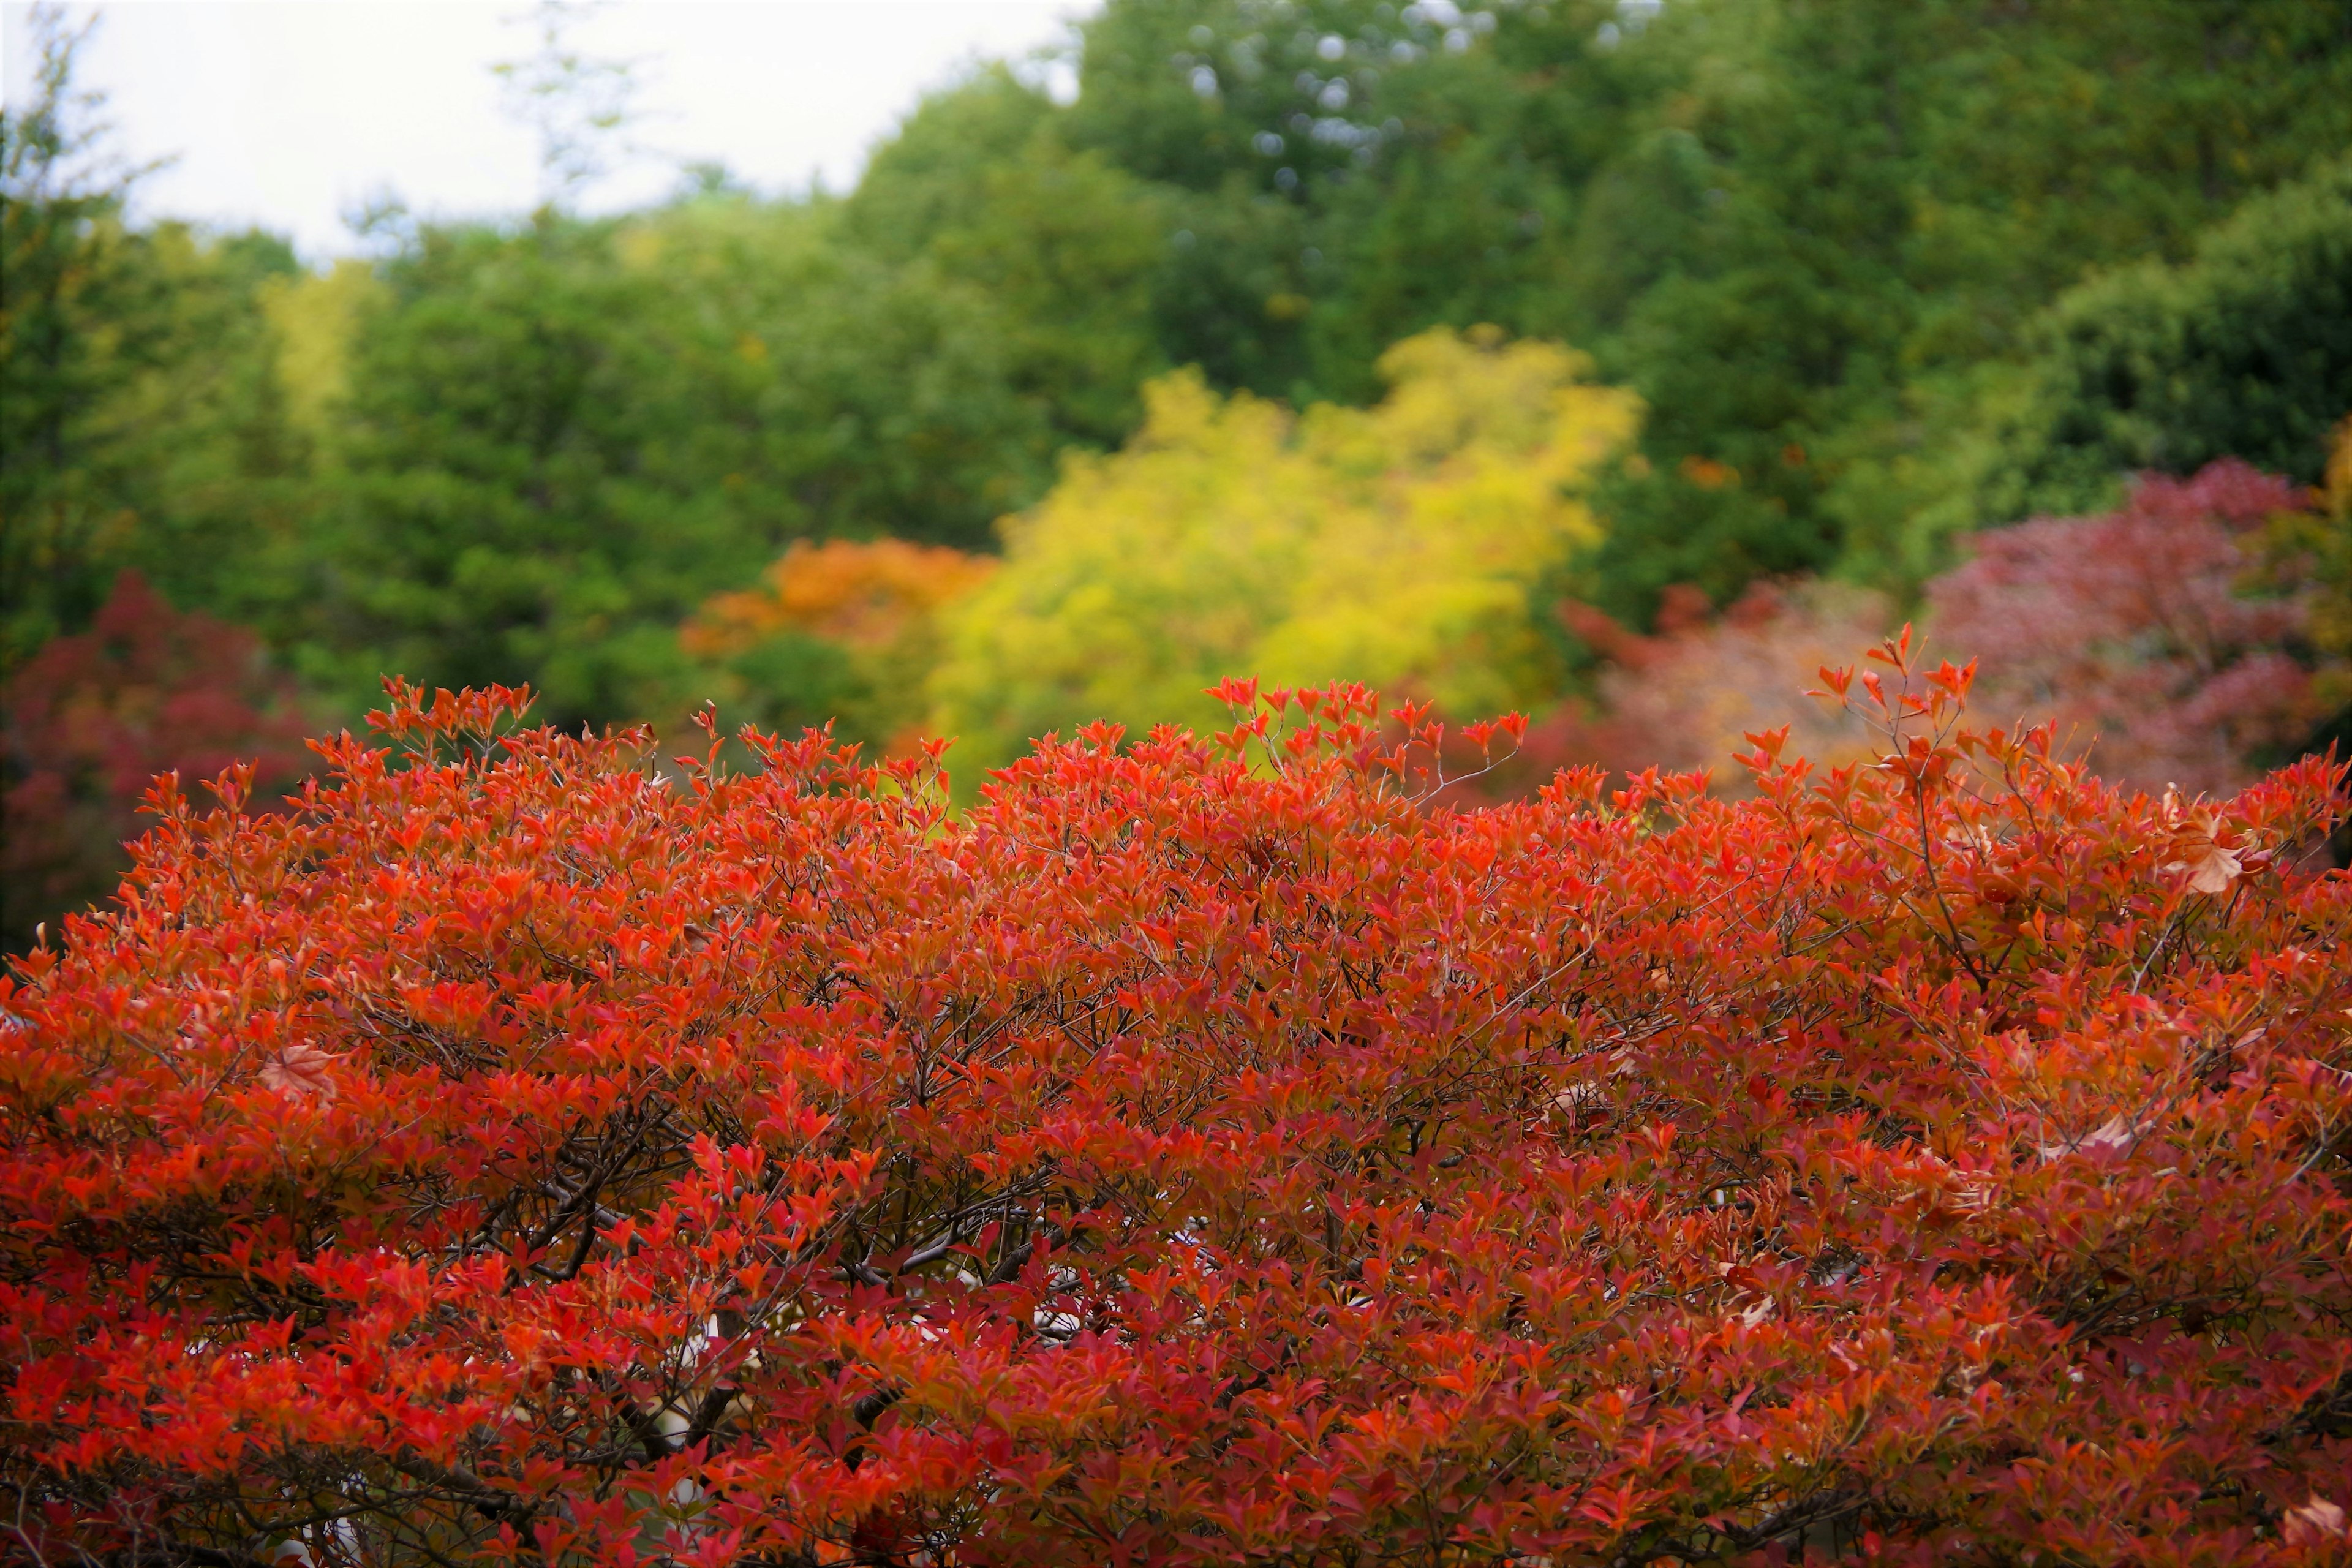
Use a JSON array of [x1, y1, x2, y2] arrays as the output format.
[[1, 6, 302, 669], [0, 573, 313, 953], [683, 538, 993, 750], [4, 0, 2349, 940], [1977, 157, 2352, 526], [927, 326, 1638, 779]]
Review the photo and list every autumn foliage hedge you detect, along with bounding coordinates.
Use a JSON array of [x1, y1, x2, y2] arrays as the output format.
[[5, 646, 2352, 1567]]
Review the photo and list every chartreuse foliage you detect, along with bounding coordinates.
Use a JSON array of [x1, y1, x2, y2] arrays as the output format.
[[4, 652, 2352, 1564], [929, 327, 1639, 777]]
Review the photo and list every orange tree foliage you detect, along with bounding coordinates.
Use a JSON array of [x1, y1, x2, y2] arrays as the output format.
[[686, 540, 994, 657], [4, 650, 2352, 1566], [682, 539, 993, 751]]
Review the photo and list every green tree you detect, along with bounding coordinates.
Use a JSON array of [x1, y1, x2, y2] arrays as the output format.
[[1, 5, 303, 668], [288, 186, 1121, 723], [1570, 0, 2352, 620], [1980, 157, 2352, 523], [612, 190, 1060, 550], [1063, 0, 1647, 406], [840, 65, 1060, 264], [1, 5, 137, 665], [287, 213, 782, 723], [845, 67, 1172, 459], [849, 72, 1171, 454]]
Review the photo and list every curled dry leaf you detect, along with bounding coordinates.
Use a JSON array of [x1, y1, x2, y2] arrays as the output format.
[[2286, 1497, 2348, 1543], [2038, 1114, 2142, 1163], [258, 1043, 336, 1102], [2162, 809, 2245, 895]]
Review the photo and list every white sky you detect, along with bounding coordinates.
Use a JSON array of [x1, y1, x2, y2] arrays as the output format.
[[0, 1, 1095, 258]]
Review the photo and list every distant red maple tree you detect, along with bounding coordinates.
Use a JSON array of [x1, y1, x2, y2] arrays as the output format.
[[1929, 460, 2328, 797], [3, 647, 2348, 1565], [1, 572, 312, 952], [1523, 459, 2341, 807]]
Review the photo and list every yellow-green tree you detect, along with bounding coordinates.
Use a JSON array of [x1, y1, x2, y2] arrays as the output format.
[[929, 326, 1640, 778]]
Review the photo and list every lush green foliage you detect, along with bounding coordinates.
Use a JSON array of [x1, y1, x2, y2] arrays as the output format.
[[14, 0, 2348, 706], [1062, 0, 2352, 619], [1980, 158, 2352, 526], [282, 212, 794, 725], [263, 151, 1169, 722], [1564, 0, 2352, 613], [846, 66, 1171, 461]]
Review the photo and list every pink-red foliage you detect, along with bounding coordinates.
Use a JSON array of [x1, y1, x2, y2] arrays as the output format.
[[1524, 462, 2335, 807], [1, 572, 313, 952], [1512, 582, 1890, 796], [2, 657, 2350, 1566], [1927, 461, 2326, 797]]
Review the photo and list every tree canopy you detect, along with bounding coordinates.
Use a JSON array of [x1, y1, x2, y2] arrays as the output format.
[[929, 328, 1639, 777]]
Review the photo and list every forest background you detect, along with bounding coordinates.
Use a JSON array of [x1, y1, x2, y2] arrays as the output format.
[[4, 0, 2350, 951]]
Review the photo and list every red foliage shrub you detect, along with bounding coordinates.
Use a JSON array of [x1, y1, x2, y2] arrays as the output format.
[[1, 573, 314, 952], [1927, 461, 2328, 797], [4, 657, 2351, 1566]]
